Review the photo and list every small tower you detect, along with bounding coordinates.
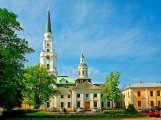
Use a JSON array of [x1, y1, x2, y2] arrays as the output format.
[[40, 8, 58, 75], [76, 52, 91, 85]]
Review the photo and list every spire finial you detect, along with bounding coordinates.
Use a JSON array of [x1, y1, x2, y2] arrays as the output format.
[[81, 50, 84, 58], [46, 6, 52, 32], [48, 4, 50, 12]]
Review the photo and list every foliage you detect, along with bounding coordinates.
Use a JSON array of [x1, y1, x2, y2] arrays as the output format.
[[101, 72, 121, 108], [3, 109, 38, 117], [103, 110, 124, 115], [124, 104, 138, 114], [0, 8, 34, 110], [23, 64, 59, 109]]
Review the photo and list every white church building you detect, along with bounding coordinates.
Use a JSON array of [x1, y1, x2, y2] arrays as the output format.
[[40, 8, 113, 111]]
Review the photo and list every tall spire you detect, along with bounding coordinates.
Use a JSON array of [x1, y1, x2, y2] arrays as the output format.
[[46, 7, 52, 32]]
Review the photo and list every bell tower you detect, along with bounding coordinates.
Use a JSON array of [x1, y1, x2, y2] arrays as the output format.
[[76, 52, 91, 85], [40, 7, 57, 75]]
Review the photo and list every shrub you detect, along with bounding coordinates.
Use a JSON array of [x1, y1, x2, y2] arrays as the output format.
[[124, 104, 138, 114]]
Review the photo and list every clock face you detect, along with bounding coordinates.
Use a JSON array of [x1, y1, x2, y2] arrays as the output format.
[[46, 55, 50, 60]]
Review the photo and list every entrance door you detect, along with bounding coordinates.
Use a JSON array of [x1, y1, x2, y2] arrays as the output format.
[[85, 102, 90, 110]]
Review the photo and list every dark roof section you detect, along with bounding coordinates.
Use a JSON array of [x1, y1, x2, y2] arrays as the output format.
[[46, 8, 52, 32]]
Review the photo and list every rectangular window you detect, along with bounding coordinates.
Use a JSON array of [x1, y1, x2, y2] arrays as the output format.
[[157, 91, 160, 96], [158, 101, 161, 106], [68, 95, 70, 98], [107, 101, 110, 107], [138, 91, 141, 97], [94, 94, 97, 98], [68, 102, 71, 108], [101, 101, 104, 107], [150, 91, 153, 96], [46, 102, 50, 108], [61, 102, 64, 108], [94, 101, 97, 107], [77, 102, 80, 107], [138, 101, 141, 107], [61, 95, 63, 98], [86, 94, 89, 98], [151, 101, 154, 107], [77, 94, 80, 98]]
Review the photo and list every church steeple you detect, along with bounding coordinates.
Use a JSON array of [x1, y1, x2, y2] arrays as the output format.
[[40, 7, 57, 76], [46, 7, 52, 32]]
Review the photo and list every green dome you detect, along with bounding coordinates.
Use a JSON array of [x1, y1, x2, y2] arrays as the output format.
[[56, 76, 75, 84]]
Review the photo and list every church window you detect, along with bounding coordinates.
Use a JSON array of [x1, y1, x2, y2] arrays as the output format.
[[94, 101, 97, 107], [101, 101, 104, 107], [86, 94, 89, 98], [61, 95, 64, 98], [47, 64, 50, 70], [77, 94, 80, 98], [94, 93, 97, 98], [77, 102, 80, 107], [46, 56, 50, 60], [61, 102, 64, 108], [47, 43, 50, 47], [46, 102, 49, 108], [68, 95, 70, 98], [83, 70, 84, 75], [68, 102, 71, 108], [107, 101, 110, 107], [79, 71, 80, 75], [47, 49, 50, 52]]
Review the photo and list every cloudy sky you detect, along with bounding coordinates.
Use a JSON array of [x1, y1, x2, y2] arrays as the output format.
[[1, 0, 161, 88]]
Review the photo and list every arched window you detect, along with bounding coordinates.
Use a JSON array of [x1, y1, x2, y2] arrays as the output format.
[[79, 71, 80, 75], [47, 64, 50, 70], [47, 49, 50, 52], [82, 70, 84, 75]]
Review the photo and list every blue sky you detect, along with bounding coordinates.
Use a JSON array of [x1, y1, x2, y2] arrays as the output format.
[[1, 0, 161, 88]]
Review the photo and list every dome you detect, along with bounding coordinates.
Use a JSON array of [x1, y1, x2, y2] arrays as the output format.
[[78, 63, 88, 67]]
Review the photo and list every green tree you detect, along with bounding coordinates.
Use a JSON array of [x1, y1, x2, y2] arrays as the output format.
[[0, 8, 34, 110], [101, 71, 121, 109], [23, 64, 59, 109]]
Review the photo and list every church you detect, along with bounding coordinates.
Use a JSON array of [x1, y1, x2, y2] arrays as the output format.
[[40, 8, 112, 111]]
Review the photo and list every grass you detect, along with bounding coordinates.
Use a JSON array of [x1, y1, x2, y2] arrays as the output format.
[[24, 112, 49, 116], [6, 118, 124, 120]]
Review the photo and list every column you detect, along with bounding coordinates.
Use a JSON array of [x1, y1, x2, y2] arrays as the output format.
[[97, 93, 101, 109], [90, 93, 94, 109]]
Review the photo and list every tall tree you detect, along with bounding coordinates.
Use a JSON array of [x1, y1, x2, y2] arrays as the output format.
[[101, 71, 121, 108], [23, 64, 59, 109], [0, 8, 34, 110]]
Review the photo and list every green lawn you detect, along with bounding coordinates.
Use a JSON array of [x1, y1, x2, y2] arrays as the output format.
[[6, 118, 121, 120]]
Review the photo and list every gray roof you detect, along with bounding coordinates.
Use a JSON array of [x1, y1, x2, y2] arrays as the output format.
[[122, 82, 161, 90], [46, 9, 52, 32]]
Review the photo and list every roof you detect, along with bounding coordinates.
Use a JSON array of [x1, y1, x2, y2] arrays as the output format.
[[56, 76, 75, 84], [73, 81, 101, 90], [122, 82, 161, 91], [46, 8, 52, 32]]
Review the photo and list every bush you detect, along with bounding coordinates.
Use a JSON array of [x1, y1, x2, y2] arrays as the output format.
[[124, 104, 138, 114], [3, 109, 38, 117], [104, 110, 124, 114]]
